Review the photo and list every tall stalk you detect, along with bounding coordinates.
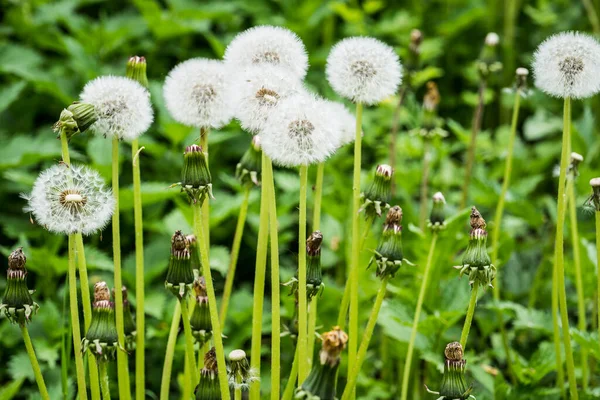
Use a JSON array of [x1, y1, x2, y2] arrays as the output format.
[[282, 347, 299, 400], [552, 255, 565, 397], [159, 302, 181, 400], [418, 139, 432, 231], [200, 128, 210, 257], [180, 297, 198, 393], [400, 233, 438, 400], [297, 164, 309, 382], [21, 325, 50, 400], [595, 211, 600, 342], [99, 362, 111, 400], [460, 281, 479, 349]]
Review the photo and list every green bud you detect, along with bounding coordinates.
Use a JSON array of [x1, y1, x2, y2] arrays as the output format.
[[187, 234, 203, 274], [285, 231, 325, 301], [359, 164, 393, 219], [428, 192, 446, 231], [117, 286, 137, 351], [236, 135, 262, 188], [190, 277, 212, 346], [83, 282, 118, 362], [53, 102, 98, 139], [228, 349, 258, 390], [456, 207, 496, 288], [126, 56, 149, 88], [195, 348, 220, 400], [1, 248, 39, 325], [426, 342, 474, 400], [369, 206, 406, 279], [180, 144, 214, 204], [165, 230, 194, 299]]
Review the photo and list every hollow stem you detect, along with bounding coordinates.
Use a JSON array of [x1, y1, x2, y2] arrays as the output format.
[[180, 298, 198, 394], [313, 162, 324, 232], [282, 346, 299, 400], [21, 324, 50, 400], [596, 211, 600, 342], [418, 138, 432, 231], [200, 128, 210, 259], [400, 233, 438, 400], [341, 278, 389, 400], [61, 282, 70, 400], [306, 298, 318, 367], [298, 164, 309, 382], [160, 302, 181, 400], [460, 281, 479, 350], [60, 132, 71, 166], [99, 362, 111, 400], [552, 253, 565, 397]]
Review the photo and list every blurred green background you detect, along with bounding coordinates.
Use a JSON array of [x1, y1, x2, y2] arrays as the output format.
[[1, 0, 600, 399]]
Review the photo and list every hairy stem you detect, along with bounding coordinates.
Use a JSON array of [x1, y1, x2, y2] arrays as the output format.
[[160, 302, 181, 400], [460, 281, 479, 350], [298, 164, 309, 382], [21, 325, 50, 400]]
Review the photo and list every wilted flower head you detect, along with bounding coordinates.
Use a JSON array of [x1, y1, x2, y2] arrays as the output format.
[[533, 32, 600, 99], [359, 164, 393, 219], [163, 58, 233, 129], [477, 33, 502, 78], [1, 248, 39, 325], [369, 206, 412, 279], [83, 282, 119, 361], [236, 135, 263, 187], [322, 100, 358, 146], [261, 93, 342, 167], [23, 164, 114, 236], [190, 276, 212, 346], [224, 25, 308, 80], [196, 348, 220, 400], [165, 230, 194, 299], [326, 36, 402, 105], [425, 342, 474, 400], [228, 349, 258, 390], [456, 207, 496, 288], [428, 192, 447, 231], [80, 76, 153, 141]]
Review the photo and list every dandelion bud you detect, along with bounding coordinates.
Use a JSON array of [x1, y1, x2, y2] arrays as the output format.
[[515, 67, 529, 92], [179, 144, 214, 204], [83, 282, 118, 361], [295, 327, 348, 400], [369, 206, 407, 279], [568, 152, 584, 177], [285, 231, 325, 301], [126, 56, 149, 88], [53, 102, 98, 139], [165, 231, 194, 299], [359, 164, 393, 219], [228, 349, 258, 390], [428, 192, 446, 231], [410, 29, 423, 54], [1, 248, 39, 325], [477, 33, 502, 78], [195, 347, 220, 400], [190, 276, 212, 346], [425, 342, 473, 400], [456, 207, 496, 288], [236, 135, 263, 188], [588, 177, 600, 211], [116, 286, 137, 351], [186, 234, 203, 273]]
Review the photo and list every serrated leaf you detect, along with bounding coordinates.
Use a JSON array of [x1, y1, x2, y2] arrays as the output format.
[[8, 352, 34, 382]]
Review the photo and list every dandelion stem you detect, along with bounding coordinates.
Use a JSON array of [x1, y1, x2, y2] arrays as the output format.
[[596, 211, 600, 343], [220, 187, 250, 326], [418, 138, 432, 231], [183, 349, 191, 400], [60, 131, 71, 166], [235, 373, 242, 400], [99, 362, 111, 400], [200, 128, 210, 259], [460, 281, 479, 350], [282, 346, 299, 400], [306, 298, 318, 367], [194, 202, 230, 400], [131, 138, 146, 400], [61, 282, 70, 400], [298, 164, 309, 383], [400, 232, 438, 400], [21, 324, 50, 400], [313, 162, 324, 232], [180, 297, 198, 393], [341, 277, 389, 400], [552, 253, 565, 397], [249, 152, 270, 400], [112, 137, 132, 400], [160, 302, 181, 400], [582, 0, 600, 36]]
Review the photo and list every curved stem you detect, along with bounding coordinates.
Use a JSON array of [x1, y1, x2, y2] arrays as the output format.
[[21, 325, 50, 400], [418, 139, 432, 231], [60, 132, 71, 166], [194, 203, 231, 400], [298, 165, 309, 382], [552, 252, 565, 397], [400, 233, 438, 400], [460, 281, 479, 350], [160, 302, 181, 400], [340, 278, 389, 400], [220, 188, 250, 326], [282, 346, 299, 400], [99, 362, 111, 400], [180, 298, 198, 393]]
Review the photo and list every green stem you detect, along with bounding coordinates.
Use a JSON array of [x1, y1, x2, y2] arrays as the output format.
[[555, 97, 578, 399], [418, 138, 432, 231], [131, 139, 146, 400], [60, 132, 71, 166], [249, 153, 270, 400], [460, 281, 479, 349], [235, 374, 242, 400], [359, 217, 374, 251], [313, 163, 324, 231], [183, 350, 191, 400], [400, 233, 438, 400], [21, 324, 50, 400], [298, 164, 309, 382], [596, 211, 600, 343], [160, 302, 181, 400], [180, 298, 198, 393], [220, 188, 250, 326], [200, 128, 210, 260], [348, 102, 363, 399], [194, 203, 231, 400], [99, 362, 111, 400], [306, 298, 318, 367], [340, 278, 389, 400], [282, 346, 299, 400], [582, 0, 600, 36], [552, 252, 565, 397], [68, 234, 88, 400], [61, 282, 70, 400]]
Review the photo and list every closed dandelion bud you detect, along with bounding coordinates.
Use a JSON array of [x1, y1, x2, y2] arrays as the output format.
[[179, 144, 214, 204], [477, 32, 502, 78], [1, 248, 39, 325], [587, 177, 600, 211], [369, 206, 408, 279], [190, 276, 212, 346], [186, 234, 203, 273], [83, 282, 119, 361], [295, 327, 348, 400], [235, 135, 262, 188], [568, 152, 584, 178], [359, 164, 393, 219], [116, 286, 137, 351], [411, 82, 447, 139], [456, 207, 496, 288], [195, 347, 221, 400], [228, 349, 258, 391], [53, 102, 98, 140], [425, 342, 474, 400], [126, 56, 149, 88], [165, 230, 194, 299], [428, 192, 447, 231], [285, 231, 325, 301]]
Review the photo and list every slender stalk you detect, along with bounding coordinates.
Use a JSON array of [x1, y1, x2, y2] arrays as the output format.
[[235, 374, 242, 400], [180, 298, 198, 393], [568, 178, 588, 390], [99, 362, 111, 400], [220, 188, 251, 326], [552, 254, 565, 397], [194, 203, 231, 400], [282, 347, 299, 400], [340, 278, 389, 400], [61, 282, 70, 400], [348, 102, 364, 399], [160, 302, 181, 400], [582, 0, 600, 36], [200, 128, 210, 259], [555, 97, 578, 399], [460, 281, 479, 349], [21, 325, 50, 400], [596, 212, 600, 342], [131, 139, 146, 400], [306, 299, 318, 366], [183, 351, 191, 400], [111, 137, 132, 400], [400, 233, 438, 400], [418, 139, 432, 231], [68, 234, 88, 400], [298, 164, 309, 382], [60, 132, 71, 166], [313, 163, 324, 232], [249, 153, 270, 400], [460, 81, 487, 209]]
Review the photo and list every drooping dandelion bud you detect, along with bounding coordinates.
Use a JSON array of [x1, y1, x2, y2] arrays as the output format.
[[116, 286, 137, 351], [428, 192, 447, 231], [177, 144, 214, 204], [456, 207, 496, 288], [228, 349, 258, 391], [568, 152, 584, 178], [236, 135, 263, 188], [587, 177, 600, 212], [22, 164, 115, 236], [83, 282, 119, 361], [285, 231, 325, 301], [53, 102, 98, 140], [190, 276, 212, 346], [425, 342, 474, 400], [126, 56, 149, 88], [369, 206, 412, 279], [533, 32, 600, 99], [195, 347, 220, 400], [186, 234, 202, 273], [295, 327, 348, 400], [1, 248, 39, 325], [165, 231, 194, 299], [359, 164, 393, 219]]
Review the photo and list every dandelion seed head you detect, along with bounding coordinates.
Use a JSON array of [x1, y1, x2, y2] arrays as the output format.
[[163, 58, 234, 129], [591, 177, 600, 187], [23, 164, 114, 236], [80, 76, 153, 141], [321, 101, 357, 146], [533, 32, 600, 99], [326, 37, 402, 104], [516, 67, 529, 77]]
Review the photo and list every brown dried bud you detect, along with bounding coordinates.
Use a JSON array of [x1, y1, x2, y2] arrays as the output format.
[[469, 206, 486, 230], [385, 206, 403, 228], [423, 81, 440, 112], [444, 342, 464, 361], [171, 230, 188, 252], [320, 326, 349, 366], [94, 282, 111, 303], [204, 347, 218, 372], [8, 248, 26, 270], [193, 276, 208, 298], [306, 231, 323, 256]]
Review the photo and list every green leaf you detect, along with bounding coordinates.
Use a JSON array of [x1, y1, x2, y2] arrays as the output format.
[[0, 81, 27, 113], [8, 352, 34, 382]]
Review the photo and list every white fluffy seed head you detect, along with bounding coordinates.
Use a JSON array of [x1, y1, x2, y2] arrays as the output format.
[[228, 66, 304, 134], [261, 93, 342, 167], [224, 25, 308, 80], [163, 58, 234, 129], [533, 32, 600, 99], [321, 101, 357, 146], [590, 177, 600, 187], [23, 164, 115, 236], [326, 37, 402, 105], [80, 76, 153, 141]]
